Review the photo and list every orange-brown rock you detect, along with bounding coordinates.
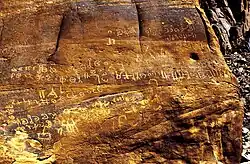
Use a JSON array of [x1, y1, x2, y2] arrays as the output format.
[[0, 0, 244, 163]]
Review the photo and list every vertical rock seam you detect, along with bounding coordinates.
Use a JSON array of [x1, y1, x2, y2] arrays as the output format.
[[47, 15, 66, 65]]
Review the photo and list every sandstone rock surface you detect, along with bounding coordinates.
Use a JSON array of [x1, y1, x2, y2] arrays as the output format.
[[0, 0, 244, 163]]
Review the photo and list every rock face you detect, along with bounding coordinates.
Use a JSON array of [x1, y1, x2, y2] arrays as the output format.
[[200, 0, 250, 52], [0, 0, 244, 163]]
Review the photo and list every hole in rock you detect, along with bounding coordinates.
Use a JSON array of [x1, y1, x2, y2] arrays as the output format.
[[190, 53, 200, 60]]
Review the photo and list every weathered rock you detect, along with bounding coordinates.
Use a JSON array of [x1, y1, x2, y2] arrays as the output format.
[[201, 0, 250, 52], [0, 0, 244, 163]]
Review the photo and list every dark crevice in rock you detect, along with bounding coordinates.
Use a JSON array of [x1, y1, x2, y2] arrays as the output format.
[[228, 0, 244, 22], [134, 2, 143, 53], [47, 15, 66, 65], [0, 19, 9, 61], [54, 15, 65, 55], [37, 155, 53, 161], [0, 19, 4, 46]]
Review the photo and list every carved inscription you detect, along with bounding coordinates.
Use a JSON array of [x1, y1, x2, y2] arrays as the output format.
[[6, 113, 57, 131], [8, 61, 231, 86], [3, 85, 103, 109], [0, 87, 148, 138], [61, 91, 150, 132], [138, 7, 207, 41], [0, 5, 231, 146], [0, 53, 232, 141], [57, 119, 79, 136]]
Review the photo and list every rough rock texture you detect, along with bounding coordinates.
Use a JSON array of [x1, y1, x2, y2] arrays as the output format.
[[200, 1, 250, 163], [200, 0, 250, 53], [222, 51, 250, 163], [0, 0, 244, 163]]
